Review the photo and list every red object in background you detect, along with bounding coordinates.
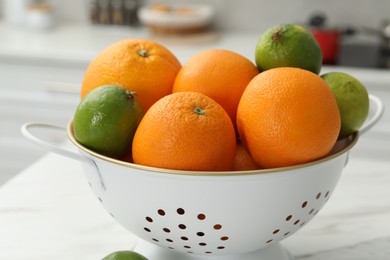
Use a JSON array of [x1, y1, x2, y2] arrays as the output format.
[[311, 29, 341, 64]]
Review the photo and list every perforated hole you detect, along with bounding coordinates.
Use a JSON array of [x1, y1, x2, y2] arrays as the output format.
[[325, 191, 331, 201], [144, 227, 151, 232], [198, 213, 206, 220], [214, 224, 222, 230], [178, 224, 186, 229]]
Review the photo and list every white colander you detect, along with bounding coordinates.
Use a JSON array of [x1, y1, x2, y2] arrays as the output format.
[[21, 95, 384, 260]]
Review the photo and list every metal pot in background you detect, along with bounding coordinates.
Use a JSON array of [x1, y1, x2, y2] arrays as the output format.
[[308, 13, 390, 69], [344, 20, 390, 68]]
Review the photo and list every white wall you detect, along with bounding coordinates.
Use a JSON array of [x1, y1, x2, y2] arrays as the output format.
[[1, 0, 390, 33], [211, 0, 390, 32]]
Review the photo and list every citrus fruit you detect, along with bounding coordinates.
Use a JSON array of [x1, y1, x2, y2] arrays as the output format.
[[81, 39, 181, 112], [233, 140, 261, 171], [255, 24, 323, 74], [132, 92, 236, 171], [73, 85, 144, 159], [173, 49, 259, 128], [321, 72, 369, 138], [236, 67, 340, 169], [102, 250, 148, 260]]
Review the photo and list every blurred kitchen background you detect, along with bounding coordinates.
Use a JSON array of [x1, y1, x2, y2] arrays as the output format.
[[0, 0, 389, 184], [2, 0, 390, 32]]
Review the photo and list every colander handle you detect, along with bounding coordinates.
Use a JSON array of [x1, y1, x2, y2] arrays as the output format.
[[21, 122, 91, 163], [21, 122, 106, 191], [359, 94, 385, 136]]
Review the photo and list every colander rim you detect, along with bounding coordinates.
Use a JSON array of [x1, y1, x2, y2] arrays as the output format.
[[67, 120, 359, 177]]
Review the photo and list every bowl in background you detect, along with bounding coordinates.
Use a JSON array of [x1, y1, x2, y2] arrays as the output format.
[[138, 3, 215, 35]]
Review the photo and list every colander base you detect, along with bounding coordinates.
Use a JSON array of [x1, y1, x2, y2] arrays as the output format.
[[134, 240, 294, 260]]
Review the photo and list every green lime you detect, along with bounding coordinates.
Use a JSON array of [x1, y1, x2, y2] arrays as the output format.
[[321, 72, 369, 138], [255, 24, 322, 74], [102, 250, 148, 260], [73, 85, 144, 158]]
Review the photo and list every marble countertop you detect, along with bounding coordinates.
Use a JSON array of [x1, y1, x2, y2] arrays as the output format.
[[0, 22, 252, 66], [0, 137, 389, 260], [0, 22, 389, 68], [1, 22, 390, 93], [1, 21, 390, 102]]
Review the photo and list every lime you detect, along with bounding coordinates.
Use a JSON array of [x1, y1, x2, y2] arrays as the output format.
[[73, 85, 144, 158], [321, 72, 369, 138], [255, 24, 322, 74], [102, 250, 148, 260]]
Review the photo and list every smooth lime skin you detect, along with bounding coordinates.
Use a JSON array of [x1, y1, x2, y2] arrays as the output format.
[[255, 24, 322, 74], [321, 72, 369, 138], [73, 85, 144, 158], [102, 250, 148, 260]]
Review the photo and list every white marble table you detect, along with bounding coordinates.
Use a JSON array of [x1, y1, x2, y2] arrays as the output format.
[[1, 138, 390, 260]]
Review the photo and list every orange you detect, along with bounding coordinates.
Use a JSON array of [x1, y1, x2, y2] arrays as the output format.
[[236, 67, 341, 169], [81, 39, 181, 111], [233, 140, 261, 171], [132, 92, 236, 171], [172, 49, 259, 128]]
